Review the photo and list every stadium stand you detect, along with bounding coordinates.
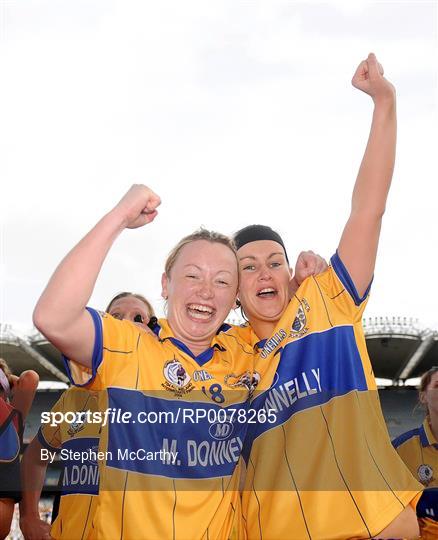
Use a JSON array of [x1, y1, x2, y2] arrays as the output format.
[[1, 316, 437, 538], [2, 316, 437, 442]]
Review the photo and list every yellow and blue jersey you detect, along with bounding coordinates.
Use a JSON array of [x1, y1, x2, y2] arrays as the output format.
[[38, 387, 100, 540], [393, 420, 438, 539], [65, 311, 254, 540], [393, 419, 438, 488], [238, 252, 422, 540]]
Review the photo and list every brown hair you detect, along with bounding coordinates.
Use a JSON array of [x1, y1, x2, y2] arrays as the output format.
[[418, 367, 438, 415], [105, 292, 155, 318], [420, 367, 438, 393], [164, 228, 237, 278]]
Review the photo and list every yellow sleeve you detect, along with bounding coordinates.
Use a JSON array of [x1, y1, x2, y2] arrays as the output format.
[[314, 251, 372, 323], [63, 308, 147, 390], [38, 391, 67, 450]]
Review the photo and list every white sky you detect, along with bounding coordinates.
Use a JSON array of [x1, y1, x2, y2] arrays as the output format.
[[1, 0, 437, 332]]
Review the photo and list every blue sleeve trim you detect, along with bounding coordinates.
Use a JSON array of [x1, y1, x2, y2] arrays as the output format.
[[419, 423, 430, 447], [330, 251, 373, 307], [62, 307, 103, 387], [217, 323, 231, 334], [392, 427, 420, 449], [416, 488, 438, 520], [37, 427, 60, 453]]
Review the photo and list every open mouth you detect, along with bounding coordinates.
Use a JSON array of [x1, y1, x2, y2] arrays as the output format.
[[187, 303, 216, 320], [256, 288, 277, 298]]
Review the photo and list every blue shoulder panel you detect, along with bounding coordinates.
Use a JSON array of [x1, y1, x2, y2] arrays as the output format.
[[62, 307, 103, 387], [331, 251, 373, 307], [392, 427, 420, 449]]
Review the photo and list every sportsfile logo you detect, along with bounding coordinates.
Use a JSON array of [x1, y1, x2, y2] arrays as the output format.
[[41, 407, 277, 427]]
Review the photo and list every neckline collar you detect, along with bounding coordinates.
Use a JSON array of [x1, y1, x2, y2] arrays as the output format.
[[421, 418, 438, 447], [152, 318, 228, 366]]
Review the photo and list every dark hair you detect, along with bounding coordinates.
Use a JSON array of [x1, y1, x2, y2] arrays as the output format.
[[233, 224, 289, 263], [106, 292, 155, 318], [233, 224, 289, 321], [233, 298, 248, 323]]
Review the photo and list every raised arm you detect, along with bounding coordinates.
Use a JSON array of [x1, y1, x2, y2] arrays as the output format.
[[337, 53, 396, 298], [33, 185, 161, 368]]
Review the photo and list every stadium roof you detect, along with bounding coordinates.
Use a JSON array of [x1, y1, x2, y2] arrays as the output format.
[[363, 317, 437, 381], [1, 317, 437, 383], [1, 324, 68, 382]]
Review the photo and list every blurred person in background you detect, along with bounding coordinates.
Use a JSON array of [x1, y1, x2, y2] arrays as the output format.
[[393, 367, 438, 539], [0, 359, 39, 540], [104, 292, 155, 331]]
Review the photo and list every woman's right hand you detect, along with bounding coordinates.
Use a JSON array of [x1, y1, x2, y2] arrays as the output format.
[[33, 184, 161, 371], [113, 184, 161, 229]]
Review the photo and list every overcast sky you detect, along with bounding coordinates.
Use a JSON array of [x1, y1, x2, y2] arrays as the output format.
[[2, 0, 437, 333]]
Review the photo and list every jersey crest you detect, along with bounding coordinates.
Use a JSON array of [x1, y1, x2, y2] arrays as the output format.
[[290, 299, 310, 337], [64, 312, 252, 539], [67, 412, 89, 437], [162, 359, 195, 396], [418, 463, 434, 486]]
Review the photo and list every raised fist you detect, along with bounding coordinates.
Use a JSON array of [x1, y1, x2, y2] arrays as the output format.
[[351, 53, 395, 104], [294, 250, 328, 284], [114, 184, 161, 229], [288, 250, 328, 297]]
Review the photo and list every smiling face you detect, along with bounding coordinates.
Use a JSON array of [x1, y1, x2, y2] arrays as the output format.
[[237, 240, 292, 339], [108, 296, 152, 331], [161, 240, 238, 355]]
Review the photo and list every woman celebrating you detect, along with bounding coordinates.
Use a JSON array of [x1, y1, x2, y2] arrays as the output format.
[[33, 189, 254, 540], [233, 53, 422, 539]]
